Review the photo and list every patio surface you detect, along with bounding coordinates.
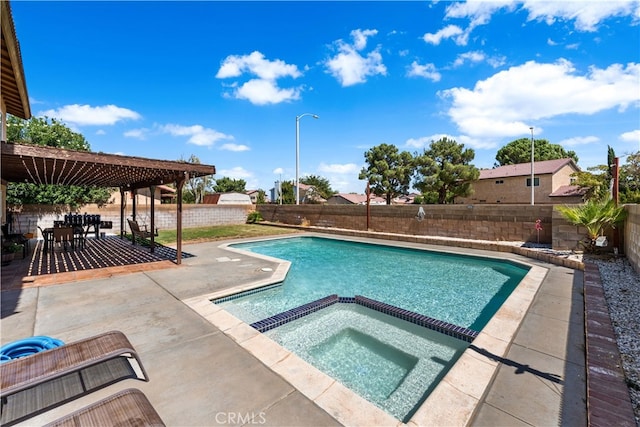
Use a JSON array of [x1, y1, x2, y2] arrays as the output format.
[[1, 231, 587, 426]]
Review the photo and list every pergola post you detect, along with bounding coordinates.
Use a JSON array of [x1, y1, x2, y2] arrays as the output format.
[[149, 185, 155, 254], [132, 189, 137, 221], [119, 187, 126, 239], [175, 174, 187, 265]]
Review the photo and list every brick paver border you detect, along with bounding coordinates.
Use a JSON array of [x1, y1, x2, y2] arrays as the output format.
[[583, 262, 636, 427]]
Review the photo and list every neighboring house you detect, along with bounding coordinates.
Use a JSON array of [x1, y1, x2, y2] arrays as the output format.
[[203, 193, 252, 205], [109, 185, 176, 206], [327, 193, 387, 205], [246, 190, 261, 204], [269, 182, 324, 204], [457, 158, 587, 204], [392, 193, 420, 205]]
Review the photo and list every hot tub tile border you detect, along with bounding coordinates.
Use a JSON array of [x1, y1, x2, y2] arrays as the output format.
[[245, 292, 478, 342]]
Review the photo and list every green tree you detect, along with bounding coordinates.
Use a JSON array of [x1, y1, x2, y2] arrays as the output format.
[[572, 167, 609, 201], [7, 115, 90, 150], [571, 146, 639, 202], [359, 143, 413, 205], [495, 138, 578, 166], [181, 155, 214, 203], [213, 177, 247, 193], [413, 137, 479, 204], [255, 189, 266, 204], [5, 115, 111, 208], [620, 151, 640, 203], [300, 175, 337, 200], [279, 180, 295, 204]]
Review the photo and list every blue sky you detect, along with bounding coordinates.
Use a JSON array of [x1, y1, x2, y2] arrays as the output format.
[[11, 1, 640, 195]]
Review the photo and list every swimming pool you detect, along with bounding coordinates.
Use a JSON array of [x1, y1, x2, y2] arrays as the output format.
[[218, 236, 529, 330], [191, 234, 545, 426]]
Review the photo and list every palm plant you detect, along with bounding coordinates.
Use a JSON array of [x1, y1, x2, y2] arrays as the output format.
[[556, 198, 627, 252]]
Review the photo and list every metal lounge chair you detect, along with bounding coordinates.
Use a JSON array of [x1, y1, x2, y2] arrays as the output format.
[[44, 388, 165, 427], [1, 331, 150, 425]]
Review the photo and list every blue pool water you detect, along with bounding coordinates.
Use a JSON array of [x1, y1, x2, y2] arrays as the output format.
[[265, 303, 468, 422], [220, 236, 529, 330]]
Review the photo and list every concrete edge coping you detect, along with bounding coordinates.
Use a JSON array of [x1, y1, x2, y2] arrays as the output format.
[[183, 234, 549, 427]]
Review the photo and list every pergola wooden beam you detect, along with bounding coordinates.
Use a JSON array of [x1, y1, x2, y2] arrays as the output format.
[[1, 141, 215, 265]]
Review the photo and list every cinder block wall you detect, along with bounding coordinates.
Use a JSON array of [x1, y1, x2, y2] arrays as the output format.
[[9, 204, 254, 237], [624, 204, 640, 274], [258, 204, 554, 243]]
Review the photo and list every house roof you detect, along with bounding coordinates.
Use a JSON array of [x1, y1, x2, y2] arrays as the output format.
[[478, 158, 579, 180], [1, 1, 31, 119], [329, 193, 386, 204], [1, 141, 215, 190], [549, 185, 588, 198]]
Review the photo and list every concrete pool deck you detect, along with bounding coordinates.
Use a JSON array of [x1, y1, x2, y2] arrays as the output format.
[[1, 232, 586, 426]]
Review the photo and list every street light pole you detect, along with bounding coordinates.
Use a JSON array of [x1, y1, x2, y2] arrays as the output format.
[[530, 126, 535, 205], [295, 113, 319, 205]]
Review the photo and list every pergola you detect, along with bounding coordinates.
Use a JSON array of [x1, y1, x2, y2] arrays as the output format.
[[1, 141, 216, 264]]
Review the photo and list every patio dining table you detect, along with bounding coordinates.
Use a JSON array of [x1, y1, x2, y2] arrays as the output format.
[[41, 226, 85, 254]]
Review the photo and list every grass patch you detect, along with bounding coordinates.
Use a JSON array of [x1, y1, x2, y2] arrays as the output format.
[[153, 224, 300, 245]]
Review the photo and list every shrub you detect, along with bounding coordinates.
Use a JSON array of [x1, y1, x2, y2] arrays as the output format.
[[246, 211, 264, 224]]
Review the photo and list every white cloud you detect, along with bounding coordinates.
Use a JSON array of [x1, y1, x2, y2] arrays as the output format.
[[406, 135, 448, 149], [558, 136, 600, 147], [431, 1, 639, 53], [407, 61, 441, 82], [351, 29, 378, 50], [324, 29, 387, 87], [124, 128, 148, 140], [405, 133, 496, 151], [217, 166, 253, 180], [273, 167, 284, 175], [216, 51, 301, 80], [160, 124, 233, 147], [317, 162, 363, 194], [453, 51, 486, 68], [422, 24, 464, 45], [522, 0, 640, 32], [95, 129, 106, 135], [234, 79, 301, 105], [620, 130, 640, 145], [215, 51, 303, 105], [318, 162, 359, 174], [219, 143, 250, 152], [441, 60, 640, 139], [38, 104, 141, 126]]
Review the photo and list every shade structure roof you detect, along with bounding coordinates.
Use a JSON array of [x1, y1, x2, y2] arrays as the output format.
[[1, 1, 31, 119], [1, 141, 215, 190]]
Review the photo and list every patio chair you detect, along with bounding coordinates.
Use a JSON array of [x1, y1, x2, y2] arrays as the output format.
[[52, 226, 74, 251], [73, 226, 87, 250], [44, 388, 165, 427], [1, 224, 29, 257], [127, 219, 157, 247]]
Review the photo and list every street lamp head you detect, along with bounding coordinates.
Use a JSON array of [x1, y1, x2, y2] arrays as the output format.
[[297, 113, 319, 121]]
